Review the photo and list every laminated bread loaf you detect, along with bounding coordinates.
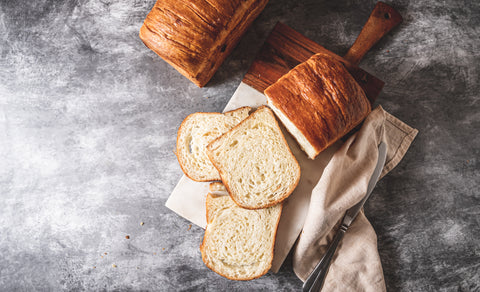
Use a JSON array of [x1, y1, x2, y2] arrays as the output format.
[[264, 53, 371, 159], [139, 0, 269, 87]]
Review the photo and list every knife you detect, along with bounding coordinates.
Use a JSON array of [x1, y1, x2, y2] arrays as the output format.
[[302, 142, 388, 292]]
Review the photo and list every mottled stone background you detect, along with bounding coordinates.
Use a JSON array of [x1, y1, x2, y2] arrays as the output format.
[[0, 0, 478, 291]]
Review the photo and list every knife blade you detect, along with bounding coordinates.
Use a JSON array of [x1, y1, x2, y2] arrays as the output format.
[[303, 141, 388, 292], [342, 141, 387, 227]]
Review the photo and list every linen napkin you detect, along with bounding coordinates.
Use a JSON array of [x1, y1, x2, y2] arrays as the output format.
[[293, 106, 418, 291]]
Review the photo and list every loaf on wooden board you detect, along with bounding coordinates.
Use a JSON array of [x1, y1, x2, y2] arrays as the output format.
[[264, 53, 371, 159]]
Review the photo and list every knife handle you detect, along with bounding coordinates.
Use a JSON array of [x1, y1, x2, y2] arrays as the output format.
[[343, 1, 403, 66], [302, 224, 347, 292]]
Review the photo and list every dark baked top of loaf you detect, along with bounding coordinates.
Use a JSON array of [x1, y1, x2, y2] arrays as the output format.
[[143, 1, 242, 72], [264, 53, 371, 155]]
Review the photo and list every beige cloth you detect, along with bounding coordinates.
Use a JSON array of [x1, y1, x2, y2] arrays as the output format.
[[294, 106, 418, 291]]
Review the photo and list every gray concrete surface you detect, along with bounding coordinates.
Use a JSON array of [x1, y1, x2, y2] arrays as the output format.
[[0, 0, 478, 291]]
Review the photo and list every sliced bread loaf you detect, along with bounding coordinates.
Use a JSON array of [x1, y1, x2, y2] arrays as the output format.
[[176, 107, 251, 181], [200, 192, 282, 280], [206, 106, 301, 209]]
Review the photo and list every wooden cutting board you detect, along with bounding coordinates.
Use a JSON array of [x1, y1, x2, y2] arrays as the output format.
[[243, 1, 402, 104]]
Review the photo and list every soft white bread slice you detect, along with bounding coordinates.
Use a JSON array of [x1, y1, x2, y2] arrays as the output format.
[[206, 106, 301, 209], [176, 107, 251, 181], [200, 193, 282, 280]]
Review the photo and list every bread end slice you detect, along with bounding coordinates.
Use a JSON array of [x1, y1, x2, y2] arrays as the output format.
[[176, 107, 251, 181], [200, 193, 282, 280], [206, 106, 301, 209]]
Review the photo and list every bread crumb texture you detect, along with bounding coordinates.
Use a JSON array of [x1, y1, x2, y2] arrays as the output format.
[[207, 106, 300, 209], [176, 107, 251, 181], [200, 194, 282, 280]]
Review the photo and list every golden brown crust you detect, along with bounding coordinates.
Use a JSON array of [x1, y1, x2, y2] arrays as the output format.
[[264, 53, 371, 158], [175, 107, 251, 182], [200, 193, 283, 281], [209, 182, 226, 192], [206, 106, 301, 210], [139, 0, 269, 87]]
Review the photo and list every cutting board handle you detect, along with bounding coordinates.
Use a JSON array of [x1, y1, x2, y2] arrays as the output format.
[[343, 1, 402, 66]]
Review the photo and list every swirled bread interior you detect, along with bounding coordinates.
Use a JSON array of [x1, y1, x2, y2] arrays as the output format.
[[206, 106, 300, 209], [200, 192, 282, 280]]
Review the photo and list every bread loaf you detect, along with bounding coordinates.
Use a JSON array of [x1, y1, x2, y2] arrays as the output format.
[[206, 106, 300, 209], [176, 107, 251, 182], [139, 0, 269, 87], [200, 192, 282, 280], [264, 53, 371, 159]]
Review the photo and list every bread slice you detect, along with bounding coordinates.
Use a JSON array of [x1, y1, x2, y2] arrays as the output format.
[[206, 106, 301, 209], [176, 107, 251, 181], [200, 193, 282, 280]]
